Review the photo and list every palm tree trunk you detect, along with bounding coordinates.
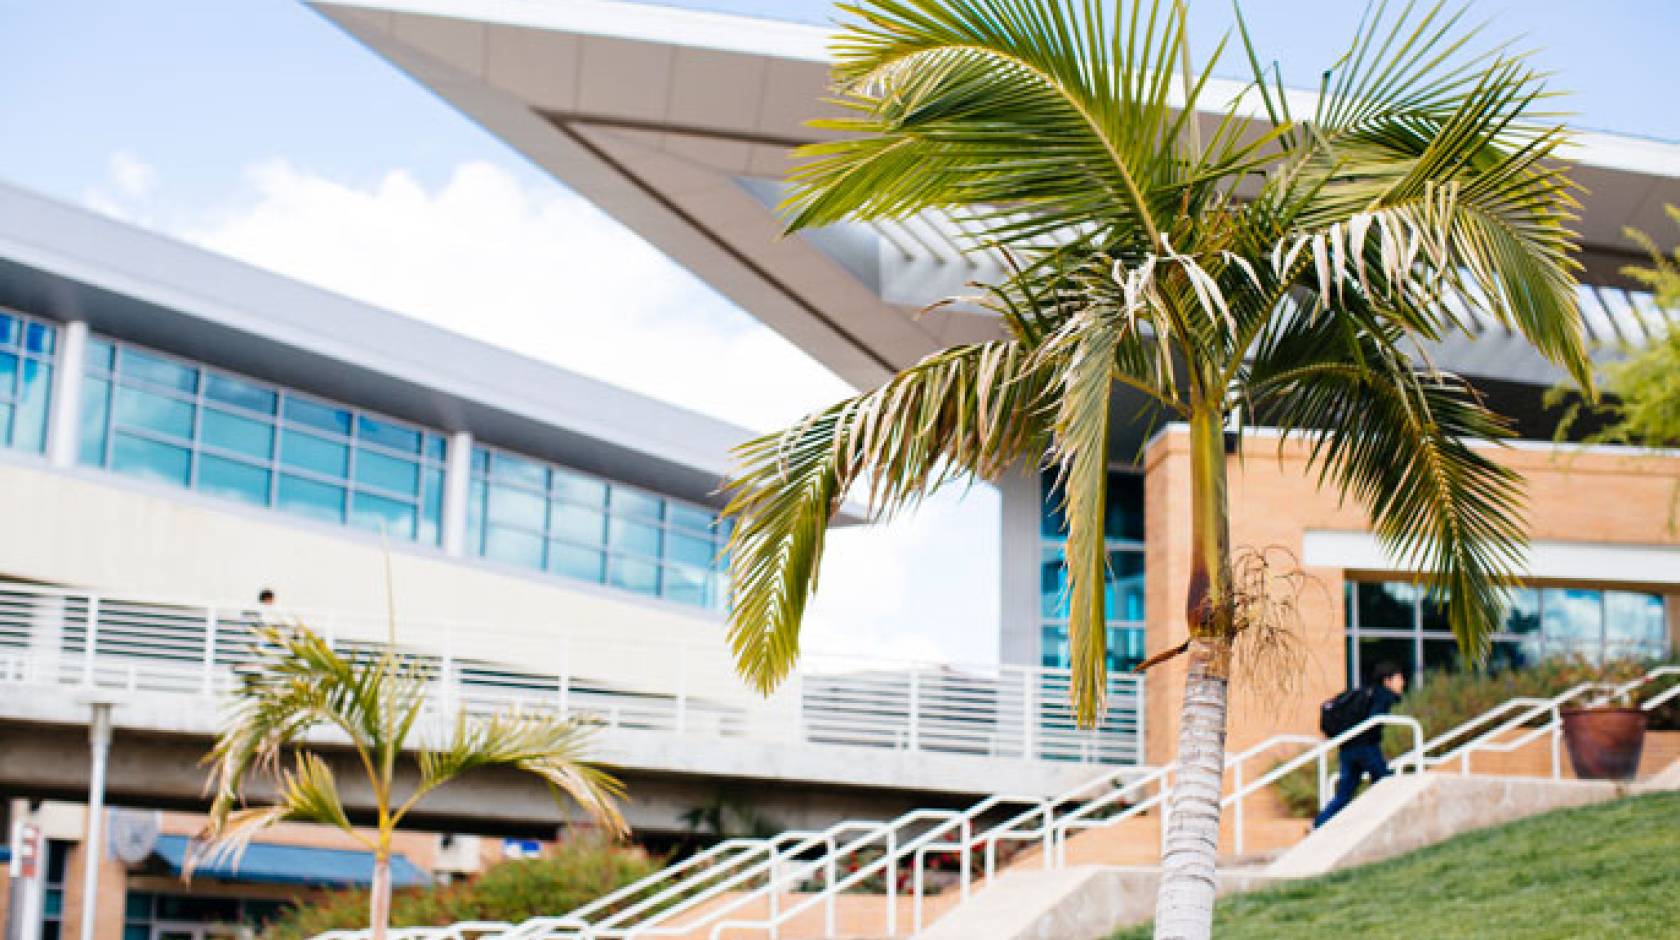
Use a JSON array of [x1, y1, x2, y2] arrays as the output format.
[[1153, 410, 1234, 940], [369, 851, 393, 940]]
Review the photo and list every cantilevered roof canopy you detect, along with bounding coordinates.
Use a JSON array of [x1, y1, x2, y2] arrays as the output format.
[[310, 0, 1680, 391]]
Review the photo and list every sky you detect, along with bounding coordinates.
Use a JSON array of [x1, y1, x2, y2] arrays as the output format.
[[0, 0, 1674, 666]]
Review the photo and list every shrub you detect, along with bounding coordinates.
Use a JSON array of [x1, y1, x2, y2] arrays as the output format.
[[262, 838, 662, 940], [1270, 656, 1680, 817]]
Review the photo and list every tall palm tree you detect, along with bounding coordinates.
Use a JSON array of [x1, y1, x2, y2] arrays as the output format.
[[718, 1, 1590, 937], [197, 626, 625, 940]]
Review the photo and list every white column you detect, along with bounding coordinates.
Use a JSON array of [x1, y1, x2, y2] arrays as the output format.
[[441, 430, 474, 556], [46, 320, 88, 468], [79, 700, 114, 940]]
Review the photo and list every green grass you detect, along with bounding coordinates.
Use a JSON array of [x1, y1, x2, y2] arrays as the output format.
[[1113, 792, 1680, 939]]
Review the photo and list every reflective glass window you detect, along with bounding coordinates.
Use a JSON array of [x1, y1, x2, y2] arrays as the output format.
[[1542, 588, 1603, 658], [198, 455, 270, 507], [119, 347, 197, 393], [282, 429, 349, 477], [609, 518, 661, 556], [612, 489, 663, 522], [205, 373, 277, 414], [202, 408, 273, 459], [284, 396, 352, 436], [357, 415, 420, 453], [354, 448, 419, 494], [608, 555, 660, 595], [111, 433, 190, 486], [485, 526, 544, 568], [278, 474, 346, 524], [351, 491, 418, 540], [1605, 591, 1667, 659], [78, 377, 110, 465], [114, 386, 194, 440], [548, 542, 604, 582], [549, 502, 606, 546]]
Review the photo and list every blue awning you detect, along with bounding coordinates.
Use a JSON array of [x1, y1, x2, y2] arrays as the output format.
[[152, 836, 431, 888]]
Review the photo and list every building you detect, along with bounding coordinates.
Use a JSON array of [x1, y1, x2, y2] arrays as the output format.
[[304, 0, 1680, 768], [0, 179, 1130, 940]]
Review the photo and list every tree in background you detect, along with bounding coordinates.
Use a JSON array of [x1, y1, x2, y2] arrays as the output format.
[[716, 2, 1590, 937], [197, 626, 625, 940]]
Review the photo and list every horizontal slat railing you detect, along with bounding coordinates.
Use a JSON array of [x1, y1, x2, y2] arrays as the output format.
[[0, 581, 1145, 770]]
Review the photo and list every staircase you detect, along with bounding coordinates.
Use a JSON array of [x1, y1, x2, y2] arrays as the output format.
[[317, 666, 1680, 940]]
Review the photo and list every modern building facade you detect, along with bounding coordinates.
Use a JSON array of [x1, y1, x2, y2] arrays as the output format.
[[305, 0, 1680, 766], [0, 178, 1140, 940]]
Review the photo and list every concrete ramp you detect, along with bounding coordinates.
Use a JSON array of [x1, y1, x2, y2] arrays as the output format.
[[1267, 772, 1627, 878], [912, 866, 1283, 940]]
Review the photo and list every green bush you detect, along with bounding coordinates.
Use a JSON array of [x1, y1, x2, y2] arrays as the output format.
[[1270, 656, 1680, 817], [262, 838, 662, 940]]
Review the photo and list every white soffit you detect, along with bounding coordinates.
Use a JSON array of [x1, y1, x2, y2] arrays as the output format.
[[1303, 530, 1680, 587], [308, 0, 1680, 390]]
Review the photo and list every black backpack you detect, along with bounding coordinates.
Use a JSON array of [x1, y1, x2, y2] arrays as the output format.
[[1319, 687, 1373, 738]]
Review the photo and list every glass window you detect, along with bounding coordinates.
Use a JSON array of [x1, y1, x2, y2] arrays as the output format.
[[667, 531, 715, 568], [85, 337, 114, 370], [198, 455, 270, 507], [284, 395, 352, 435], [1542, 588, 1603, 660], [278, 474, 346, 524], [114, 385, 194, 439], [485, 526, 544, 569], [281, 429, 350, 477], [1356, 581, 1416, 632], [78, 377, 110, 465], [662, 563, 710, 606], [1605, 591, 1667, 659], [1503, 588, 1541, 635], [1357, 635, 1416, 684], [111, 433, 190, 486], [612, 488, 664, 522], [668, 503, 717, 534], [609, 518, 661, 556], [205, 373, 277, 414], [549, 542, 604, 582], [119, 347, 197, 393], [201, 408, 273, 459], [351, 491, 418, 540], [491, 451, 547, 489], [13, 358, 50, 452], [549, 502, 606, 546], [354, 448, 419, 494], [608, 555, 660, 595], [24, 321, 54, 354], [487, 484, 546, 531], [357, 414, 420, 453]]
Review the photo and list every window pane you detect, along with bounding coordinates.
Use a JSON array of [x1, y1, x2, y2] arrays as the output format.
[[278, 474, 346, 524], [607, 555, 659, 595], [357, 415, 421, 454], [1041, 625, 1070, 670], [78, 377, 110, 465], [114, 385, 194, 439], [548, 542, 604, 582], [491, 451, 546, 489], [201, 408, 273, 459], [612, 488, 663, 522], [0, 403, 14, 445], [124, 892, 154, 919], [351, 492, 418, 540], [1109, 626, 1146, 671], [1104, 472, 1145, 542], [552, 469, 607, 506], [24, 321, 54, 355], [609, 518, 661, 557], [0, 314, 13, 347], [281, 429, 349, 477], [466, 479, 487, 554], [1040, 544, 1068, 619], [549, 502, 605, 546], [0, 351, 15, 398], [1040, 474, 1067, 538], [355, 448, 419, 495], [85, 338, 115, 371], [119, 347, 197, 393], [1503, 588, 1541, 635], [1108, 549, 1145, 621], [1488, 638, 1542, 672], [667, 532, 714, 568], [13, 359, 50, 452], [485, 525, 544, 569], [1356, 581, 1416, 632], [1422, 638, 1464, 677], [420, 468, 444, 545], [1604, 591, 1668, 660], [486, 483, 546, 531], [204, 372, 277, 414], [111, 433, 190, 486], [668, 503, 716, 534], [423, 434, 447, 462], [662, 563, 709, 606], [284, 395, 351, 435], [198, 455, 270, 507], [1420, 588, 1452, 634], [1542, 588, 1603, 660], [1357, 635, 1416, 684]]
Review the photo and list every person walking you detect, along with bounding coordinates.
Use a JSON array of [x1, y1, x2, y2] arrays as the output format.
[[1314, 661, 1407, 828]]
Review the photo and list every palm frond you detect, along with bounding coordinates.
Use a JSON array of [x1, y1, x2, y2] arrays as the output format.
[[723, 340, 1054, 692], [196, 751, 362, 878]]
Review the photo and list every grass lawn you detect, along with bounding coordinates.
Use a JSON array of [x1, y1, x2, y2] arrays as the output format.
[[1113, 791, 1680, 939]]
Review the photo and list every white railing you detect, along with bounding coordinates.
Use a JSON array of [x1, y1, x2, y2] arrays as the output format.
[[0, 580, 1144, 771], [373, 663, 1680, 940]]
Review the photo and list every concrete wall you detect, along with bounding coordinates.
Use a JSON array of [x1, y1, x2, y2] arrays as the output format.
[[1142, 429, 1680, 766]]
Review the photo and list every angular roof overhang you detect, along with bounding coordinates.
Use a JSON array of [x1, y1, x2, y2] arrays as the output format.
[[309, 0, 1680, 392]]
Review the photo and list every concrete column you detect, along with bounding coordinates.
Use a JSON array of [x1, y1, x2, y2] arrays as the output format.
[[997, 463, 1042, 667], [441, 430, 474, 556], [46, 320, 88, 468]]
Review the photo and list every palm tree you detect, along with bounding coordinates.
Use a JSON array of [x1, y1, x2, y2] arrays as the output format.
[[718, 1, 1590, 937], [197, 625, 625, 940]]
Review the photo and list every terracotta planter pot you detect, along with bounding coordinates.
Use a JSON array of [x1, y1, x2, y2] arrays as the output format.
[[1560, 707, 1648, 780]]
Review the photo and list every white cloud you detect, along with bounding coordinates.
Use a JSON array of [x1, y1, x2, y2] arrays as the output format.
[[109, 150, 159, 199], [115, 157, 1002, 666]]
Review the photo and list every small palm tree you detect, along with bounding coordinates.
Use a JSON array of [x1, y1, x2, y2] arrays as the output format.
[[197, 626, 625, 940], [718, 1, 1590, 937]]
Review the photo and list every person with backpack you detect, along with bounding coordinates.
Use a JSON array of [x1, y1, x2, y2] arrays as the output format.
[[1313, 661, 1407, 828]]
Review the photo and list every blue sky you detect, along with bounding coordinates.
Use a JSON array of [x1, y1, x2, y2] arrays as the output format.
[[0, 0, 1674, 664]]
